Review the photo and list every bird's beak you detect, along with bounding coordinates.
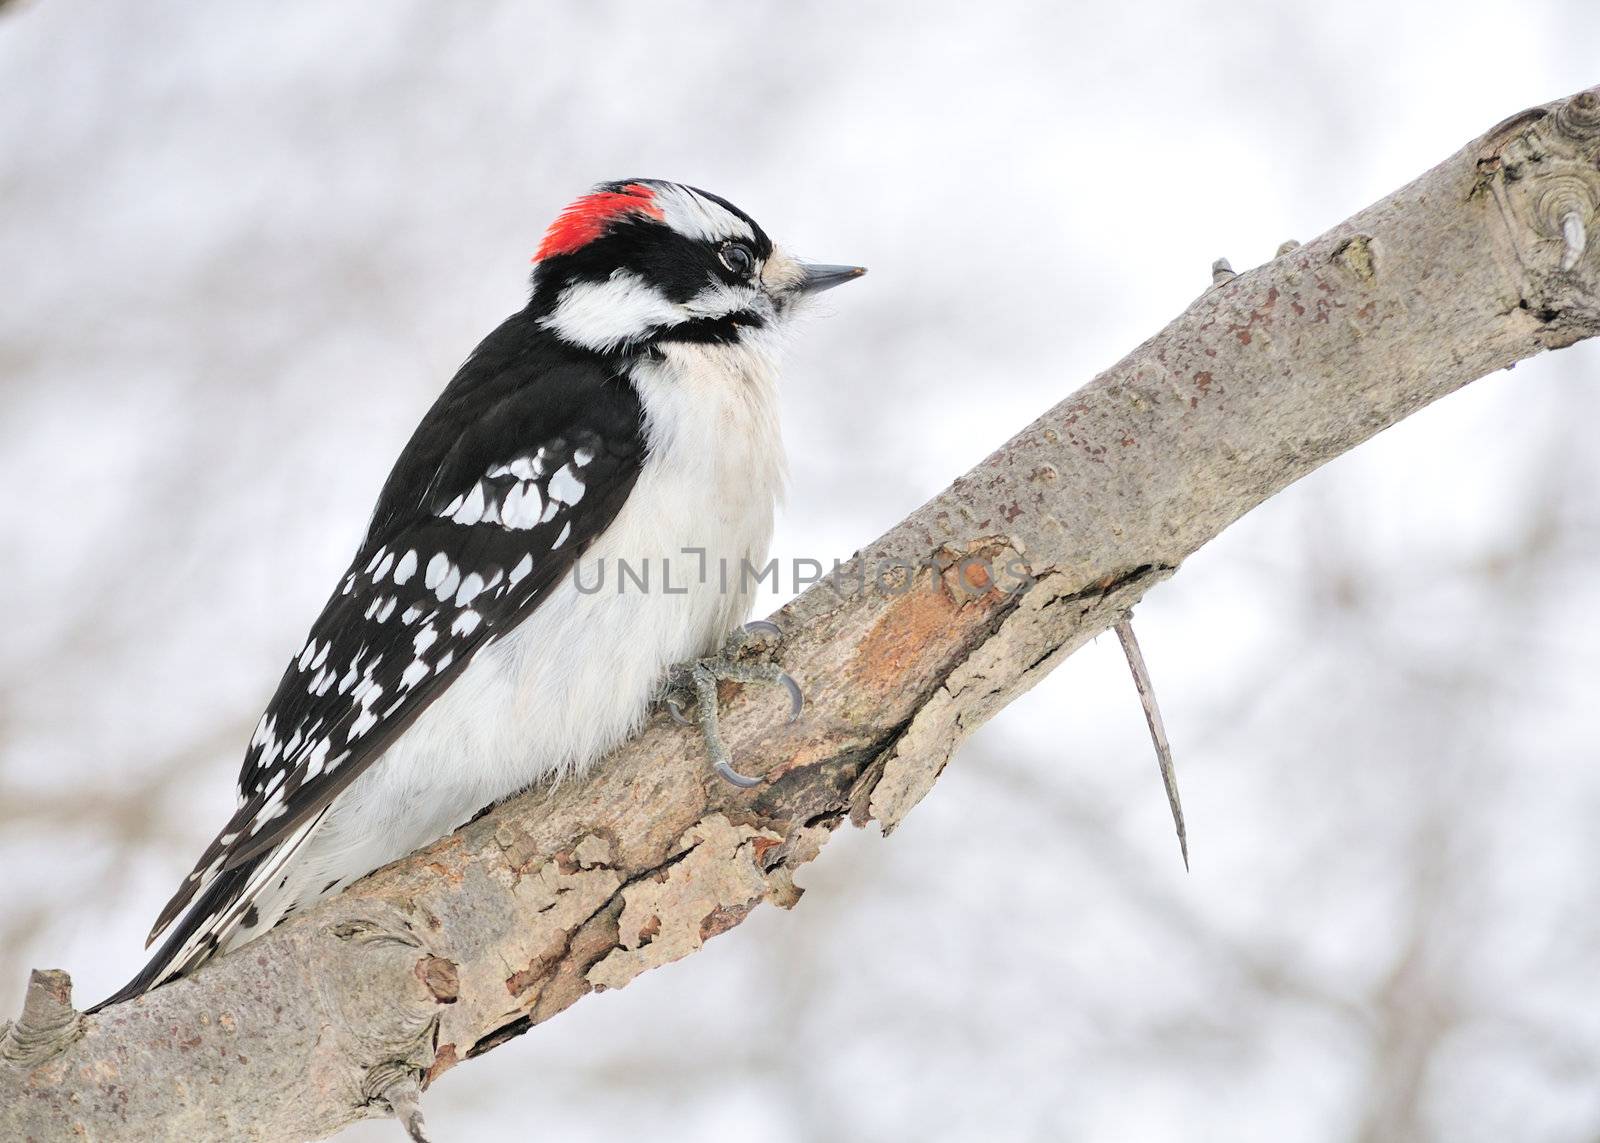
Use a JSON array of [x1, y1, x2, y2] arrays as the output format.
[[795, 263, 867, 294]]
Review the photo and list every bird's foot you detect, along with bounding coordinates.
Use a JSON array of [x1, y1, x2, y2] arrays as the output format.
[[663, 620, 803, 788]]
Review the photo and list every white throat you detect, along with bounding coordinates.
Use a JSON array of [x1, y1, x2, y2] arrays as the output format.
[[626, 333, 789, 532]]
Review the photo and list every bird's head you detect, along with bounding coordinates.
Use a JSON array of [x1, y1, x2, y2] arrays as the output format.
[[528, 179, 864, 353]]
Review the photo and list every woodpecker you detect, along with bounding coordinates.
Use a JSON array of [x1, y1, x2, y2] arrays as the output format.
[[99, 180, 864, 1008]]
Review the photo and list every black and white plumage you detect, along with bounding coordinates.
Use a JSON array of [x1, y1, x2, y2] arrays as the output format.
[[100, 180, 863, 1008]]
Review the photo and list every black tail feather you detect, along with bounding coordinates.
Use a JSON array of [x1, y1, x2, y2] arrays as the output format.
[[88, 863, 253, 1013]]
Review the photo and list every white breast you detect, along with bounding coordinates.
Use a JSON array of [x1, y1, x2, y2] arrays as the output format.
[[277, 335, 788, 910]]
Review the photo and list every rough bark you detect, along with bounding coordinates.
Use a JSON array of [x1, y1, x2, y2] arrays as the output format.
[[4, 86, 1599, 1142]]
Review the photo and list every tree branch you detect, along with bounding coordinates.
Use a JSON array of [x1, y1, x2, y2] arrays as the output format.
[[6, 86, 1599, 1142]]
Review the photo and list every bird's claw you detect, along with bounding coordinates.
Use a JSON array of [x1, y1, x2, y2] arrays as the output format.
[[740, 618, 783, 641], [662, 620, 804, 788], [777, 670, 804, 722], [714, 759, 763, 789]]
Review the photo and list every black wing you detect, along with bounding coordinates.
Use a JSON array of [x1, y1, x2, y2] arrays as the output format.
[[146, 314, 645, 943]]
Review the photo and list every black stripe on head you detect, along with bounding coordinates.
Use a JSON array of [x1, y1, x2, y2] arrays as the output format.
[[678, 184, 773, 259], [595, 180, 771, 261], [532, 215, 721, 313]]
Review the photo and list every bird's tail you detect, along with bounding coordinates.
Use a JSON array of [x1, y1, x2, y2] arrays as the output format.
[[89, 812, 326, 1012]]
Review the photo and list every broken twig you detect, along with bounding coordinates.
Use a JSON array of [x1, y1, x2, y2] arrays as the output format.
[[1114, 615, 1188, 869]]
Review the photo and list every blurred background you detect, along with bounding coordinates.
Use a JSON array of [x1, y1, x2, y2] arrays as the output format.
[[2, 2, 1599, 1140]]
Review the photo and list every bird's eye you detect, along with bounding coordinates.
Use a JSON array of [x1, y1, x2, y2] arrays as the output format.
[[719, 242, 756, 277]]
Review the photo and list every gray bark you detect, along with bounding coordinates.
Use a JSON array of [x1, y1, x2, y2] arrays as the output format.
[[4, 85, 1599, 1143]]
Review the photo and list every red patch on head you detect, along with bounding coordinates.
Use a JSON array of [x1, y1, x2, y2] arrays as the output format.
[[534, 183, 665, 262]]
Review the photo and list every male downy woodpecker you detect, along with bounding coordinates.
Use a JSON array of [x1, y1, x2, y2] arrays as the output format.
[[100, 180, 864, 1008]]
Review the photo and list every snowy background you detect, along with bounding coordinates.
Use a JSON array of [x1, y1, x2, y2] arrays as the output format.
[[3, 2, 1599, 1140]]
